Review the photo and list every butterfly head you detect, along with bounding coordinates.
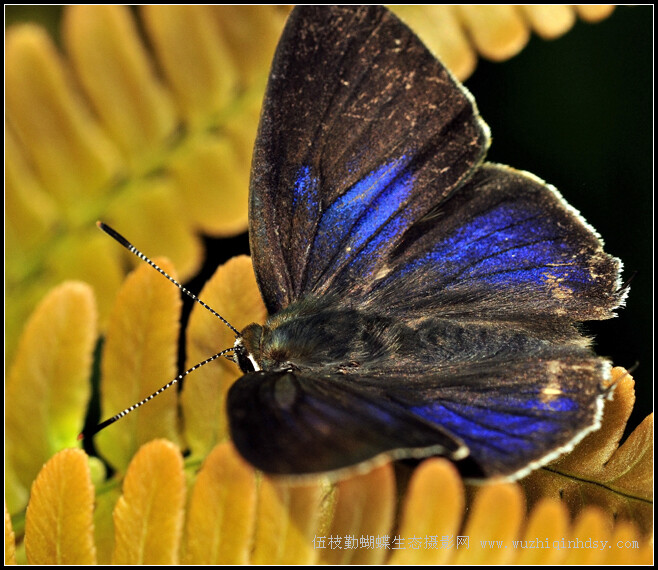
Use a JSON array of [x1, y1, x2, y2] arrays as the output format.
[[234, 314, 328, 375]]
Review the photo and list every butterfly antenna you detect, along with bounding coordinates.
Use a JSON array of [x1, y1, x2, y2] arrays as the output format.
[[620, 270, 637, 292], [97, 222, 240, 337], [79, 347, 234, 440]]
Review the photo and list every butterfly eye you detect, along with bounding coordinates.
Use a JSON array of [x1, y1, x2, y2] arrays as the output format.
[[233, 325, 263, 373], [233, 339, 256, 373], [236, 352, 255, 373]]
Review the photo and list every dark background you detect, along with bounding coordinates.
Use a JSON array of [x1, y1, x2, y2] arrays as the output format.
[[7, 6, 652, 435]]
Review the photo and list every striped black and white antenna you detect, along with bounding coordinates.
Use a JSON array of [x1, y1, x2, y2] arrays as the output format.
[[79, 222, 240, 440]]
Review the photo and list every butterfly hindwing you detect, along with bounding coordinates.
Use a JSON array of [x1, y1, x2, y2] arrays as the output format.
[[363, 163, 625, 323]]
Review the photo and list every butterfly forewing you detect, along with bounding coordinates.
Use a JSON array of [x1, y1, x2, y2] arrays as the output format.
[[249, 5, 488, 313], [228, 371, 468, 476]]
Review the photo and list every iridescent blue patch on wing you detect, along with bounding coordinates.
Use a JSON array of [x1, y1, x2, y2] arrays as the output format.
[[304, 156, 417, 284], [410, 393, 579, 456], [342, 205, 415, 280], [401, 200, 596, 293], [315, 156, 412, 247], [292, 165, 320, 217]]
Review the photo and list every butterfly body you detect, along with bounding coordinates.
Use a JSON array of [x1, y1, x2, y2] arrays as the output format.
[[226, 6, 626, 480], [237, 289, 580, 378], [236, 298, 421, 375]]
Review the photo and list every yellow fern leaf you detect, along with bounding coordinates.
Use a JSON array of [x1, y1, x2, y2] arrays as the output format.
[[183, 442, 256, 564], [182, 255, 266, 459], [24, 449, 96, 564], [112, 439, 185, 564], [96, 259, 182, 472], [6, 282, 96, 514]]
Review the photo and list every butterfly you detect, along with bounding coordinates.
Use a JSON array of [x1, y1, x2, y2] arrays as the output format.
[[92, 5, 626, 481], [225, 5, 626, 480]]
